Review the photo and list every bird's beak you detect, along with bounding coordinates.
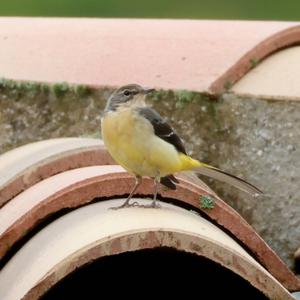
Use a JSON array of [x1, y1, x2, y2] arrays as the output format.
[[143, 87, 155, 94]]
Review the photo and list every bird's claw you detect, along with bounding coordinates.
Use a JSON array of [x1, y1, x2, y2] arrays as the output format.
[[140, 202, 161, 209], [110, 201, 140, 210], [110, 200, 161, 209]]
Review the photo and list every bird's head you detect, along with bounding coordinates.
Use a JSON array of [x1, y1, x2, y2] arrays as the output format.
[[105, 84, 155, 112]]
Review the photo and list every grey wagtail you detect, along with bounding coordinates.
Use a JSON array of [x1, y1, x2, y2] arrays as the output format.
[[101, 84, 262, 208]]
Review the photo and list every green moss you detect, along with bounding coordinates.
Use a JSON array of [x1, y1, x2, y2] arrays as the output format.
[[0, 78, 17, 89], [0, 78, 6, 88], [0, 79, 94, 99], [40, 83, 50, 94], [0, 79, 51, 96], [52, 82, 70, 97], [174, 90, 196, 108], [24, 82, 39, 91], [23, 82, 42, 97], [224, 80, 233, 91], [250, 58, 260, 68], [73, 84, 92, 97], [15, 81, 27, 90], [149, 89, 170, 102], [199, 195, 215, 209], [196, 93, 210, 103], [149, 89, 215, 111]]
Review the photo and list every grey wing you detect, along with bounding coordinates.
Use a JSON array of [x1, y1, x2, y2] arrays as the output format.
[[137, 107, 186, 154], [137, 107, 185, 190]]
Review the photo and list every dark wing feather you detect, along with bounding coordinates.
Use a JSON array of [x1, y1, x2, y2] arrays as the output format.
[[160, 175, 179, 190], [137, 107, 183, 190], [137, 107, 186, 154]]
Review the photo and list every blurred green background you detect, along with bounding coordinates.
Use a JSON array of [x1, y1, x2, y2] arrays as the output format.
[[1, 0, 300, 20]]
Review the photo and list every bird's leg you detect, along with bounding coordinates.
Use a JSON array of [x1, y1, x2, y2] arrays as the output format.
[[112, 176, 142, 209], [149, 177, 161, 208]]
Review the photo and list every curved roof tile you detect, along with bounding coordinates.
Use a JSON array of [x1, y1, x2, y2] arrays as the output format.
[[0, 138, 114, 207], [0, 201, 295, 300], [0, 18, 300, 93], [0, 164, 299, 291], [232, 46, 300, 99]]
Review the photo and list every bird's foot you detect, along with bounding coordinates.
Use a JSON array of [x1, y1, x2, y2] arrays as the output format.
[[110, 201, 161, 209], [110, 201, 140, 210], [141, 201, 161, 209]]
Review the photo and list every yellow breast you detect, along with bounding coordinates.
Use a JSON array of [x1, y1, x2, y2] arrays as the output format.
[[101, 108, 199, 177]]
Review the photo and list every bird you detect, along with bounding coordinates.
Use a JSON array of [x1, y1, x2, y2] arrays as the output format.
[[101, 84, 262, 209]]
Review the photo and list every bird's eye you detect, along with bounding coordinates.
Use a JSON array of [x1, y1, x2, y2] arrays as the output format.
[[123, 90, 131, 96]]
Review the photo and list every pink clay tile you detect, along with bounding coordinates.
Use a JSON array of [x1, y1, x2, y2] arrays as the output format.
[[0, 18, 299, 93], [0, 200, 295, 300], [0, 138, 114, 207], [0, 165, 298, 291]]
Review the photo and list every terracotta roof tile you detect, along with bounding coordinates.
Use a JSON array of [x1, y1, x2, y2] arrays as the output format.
[[0, 163, 298, 291], [0, 200, 295, 300], [232, 46, 300, 99], [1, 18, 300, 93], [0, 138, 114, 207]]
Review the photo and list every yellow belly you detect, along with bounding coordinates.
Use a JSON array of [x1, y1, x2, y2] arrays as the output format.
[[101, 108, 192, 177]]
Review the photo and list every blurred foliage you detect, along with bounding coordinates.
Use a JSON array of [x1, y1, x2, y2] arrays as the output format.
[[1, 0, 300, 20]]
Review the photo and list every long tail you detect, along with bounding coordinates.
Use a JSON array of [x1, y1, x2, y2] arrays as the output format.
[[178, 153, 262, 196], [193, 164, 263, 196]]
